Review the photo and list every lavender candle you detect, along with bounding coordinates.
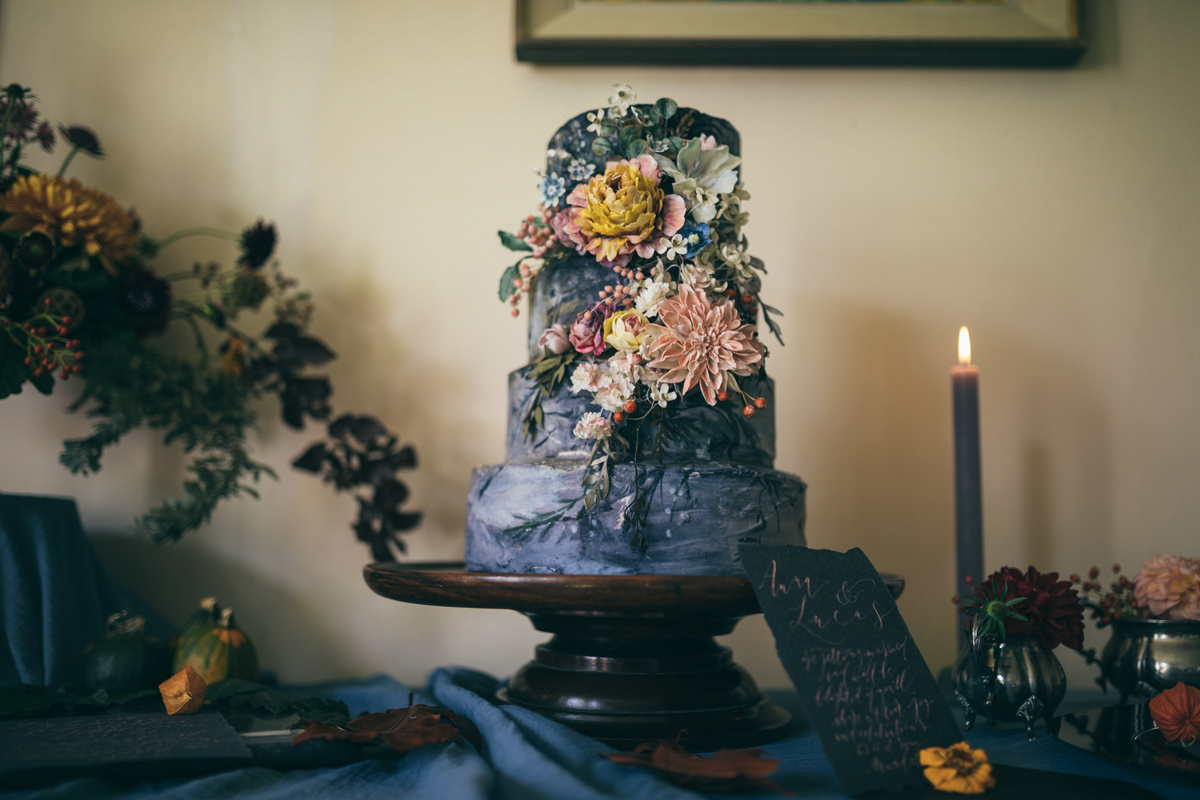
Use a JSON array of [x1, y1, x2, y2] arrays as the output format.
[[952, 327, 984, 651]]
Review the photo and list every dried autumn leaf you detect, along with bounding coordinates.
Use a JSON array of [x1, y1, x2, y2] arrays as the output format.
[[605, 740, 790, 795], [292, 701, 481, 754], [159, 666, 207, 715], [1149, 682, 1200, 744]]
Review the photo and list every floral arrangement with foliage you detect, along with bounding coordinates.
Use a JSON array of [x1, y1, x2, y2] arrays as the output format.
[[1073, 555, 1200, 624], [0, 84, 418, 560], [496, 86, 782, 530], [957, 565, 1085, 651]]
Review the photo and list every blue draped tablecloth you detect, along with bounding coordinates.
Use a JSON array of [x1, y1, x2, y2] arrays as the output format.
[[2, 492, 1197, 799]]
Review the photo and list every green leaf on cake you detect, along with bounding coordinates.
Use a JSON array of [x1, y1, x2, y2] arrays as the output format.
[[654, 98, 678, 121], [498, 230, 532, 252], [498, 263, 521, 301], [591, 137, 613, 157]]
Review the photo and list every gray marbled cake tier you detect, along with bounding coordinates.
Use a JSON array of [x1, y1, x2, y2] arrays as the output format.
[[465, 105, 806, 576], [464, 461, 806, 576]]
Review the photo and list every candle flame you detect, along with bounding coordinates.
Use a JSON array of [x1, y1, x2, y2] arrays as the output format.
[[958, 326, 971, 365]]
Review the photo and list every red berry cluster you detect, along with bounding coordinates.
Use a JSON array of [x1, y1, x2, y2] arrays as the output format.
[[1073, 563, 1145, 624], [0, 302, 84, 382]]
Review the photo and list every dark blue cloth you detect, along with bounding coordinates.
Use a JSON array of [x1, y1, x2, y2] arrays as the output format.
[[2, 495, 1196, 798], [0, 493, 170, 688], [3, 673, 1197, 800]]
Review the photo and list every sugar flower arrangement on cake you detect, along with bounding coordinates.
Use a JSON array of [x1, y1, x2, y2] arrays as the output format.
[[1074, 555, 1200, 624], [496, 86, 782, 520], [0, 84, 419, 559]]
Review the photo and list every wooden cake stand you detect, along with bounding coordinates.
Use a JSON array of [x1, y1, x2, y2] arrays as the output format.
[[364, 561, 904, 751]]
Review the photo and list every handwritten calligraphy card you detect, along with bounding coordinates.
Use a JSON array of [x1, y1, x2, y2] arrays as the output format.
[[739, 544, 962, 795]]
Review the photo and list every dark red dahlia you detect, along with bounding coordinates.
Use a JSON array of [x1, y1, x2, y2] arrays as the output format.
[[967, 565, 1085, 651]]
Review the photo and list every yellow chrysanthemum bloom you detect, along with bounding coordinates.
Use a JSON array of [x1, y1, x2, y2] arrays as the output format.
[[603, 309, 649, 353], [221, 337, 247, 377], [0, 174, 138, 267], [919, 742, 995, 795], [577, 164, 664, 264]]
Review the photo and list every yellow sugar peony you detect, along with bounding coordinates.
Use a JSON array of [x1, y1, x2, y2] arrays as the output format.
[[603, 309, 649, 353], [919, 742, 995, 795], [556, 154, 685, 268], [0, 174, 138, 266]]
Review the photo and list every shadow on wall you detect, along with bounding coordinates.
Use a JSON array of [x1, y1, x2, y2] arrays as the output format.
[[89, 530, 360, 680], [299, 252, 482, 547], [727, 299, 1116, 683]]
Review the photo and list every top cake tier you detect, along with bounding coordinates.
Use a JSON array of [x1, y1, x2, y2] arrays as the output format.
[[542, 106, 741, 210]]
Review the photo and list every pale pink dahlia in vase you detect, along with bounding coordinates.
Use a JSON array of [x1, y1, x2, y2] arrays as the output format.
[[554, 154, 685, 268], [1134, 555, 1200, 620], [643, 284, 765, 405]]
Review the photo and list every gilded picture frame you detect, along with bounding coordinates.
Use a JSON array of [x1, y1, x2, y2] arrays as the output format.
[[515, 0, 1086, 68]]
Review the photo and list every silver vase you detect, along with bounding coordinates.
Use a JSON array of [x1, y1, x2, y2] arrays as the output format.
[[1099, 618, 1200, 700], [952, 619, 1067, 741]]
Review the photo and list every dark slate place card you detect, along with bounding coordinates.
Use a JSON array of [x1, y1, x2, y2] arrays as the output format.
[[739, 544, 962, 796], [0, 709, 254, 788]]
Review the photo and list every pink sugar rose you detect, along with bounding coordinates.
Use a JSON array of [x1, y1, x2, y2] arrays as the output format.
[[538, 323, 571, 355], [1134, 555, 1200, 620], [568, 301, 615, 355]]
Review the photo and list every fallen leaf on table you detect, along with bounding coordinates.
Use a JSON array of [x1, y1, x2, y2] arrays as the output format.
[[159, 666, 207, 715], [205, 679, 351, 725], [604, 740, 789, 795], [292, 697, 482, 754], [0, 685, 112, 719]]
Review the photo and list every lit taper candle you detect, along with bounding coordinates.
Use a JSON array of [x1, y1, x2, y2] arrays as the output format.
[[952, 326, 983, 651]]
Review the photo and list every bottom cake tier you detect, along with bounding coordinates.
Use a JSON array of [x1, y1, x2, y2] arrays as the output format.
[[464, 460, 807, 576]]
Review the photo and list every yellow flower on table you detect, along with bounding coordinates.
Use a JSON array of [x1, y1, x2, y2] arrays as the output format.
[[919, 742, 995, 794]]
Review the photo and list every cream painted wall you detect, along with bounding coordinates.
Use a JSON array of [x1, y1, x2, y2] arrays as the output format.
[[0, 0, 1196, 689]]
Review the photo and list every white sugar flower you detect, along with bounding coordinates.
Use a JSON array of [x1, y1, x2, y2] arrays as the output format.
[[719, 242, 746, 268], [567, 158, 595, 182], [574, 412, 612, 441], [678, 261, 726, 293], [608, 84, 636, 114], [570, 362, 604, 394], [586, 109, 606, 134], [593, 368, 635, 412], [649, 383, 678, 408], [663, 234, 688, 261], [634, 274, 675, 318]]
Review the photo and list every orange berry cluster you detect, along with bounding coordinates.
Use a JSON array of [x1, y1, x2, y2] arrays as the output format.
[[715, 390, 767, 418]]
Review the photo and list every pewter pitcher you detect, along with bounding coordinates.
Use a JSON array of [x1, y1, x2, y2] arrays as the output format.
[[952, 616, 1066, 740], [1100, 619, 1200, 700]]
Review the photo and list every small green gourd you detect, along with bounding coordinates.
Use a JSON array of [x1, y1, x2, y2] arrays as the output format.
[[174, 607, 259, 684], [83, 611, 171, 696], [173, 596, 221, 654]]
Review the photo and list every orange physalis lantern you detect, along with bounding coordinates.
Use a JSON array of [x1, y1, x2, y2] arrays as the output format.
[[1148, 681, 1200, 745]]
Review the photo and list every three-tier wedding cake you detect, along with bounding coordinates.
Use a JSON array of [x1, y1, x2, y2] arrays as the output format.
[[465, 88, 806, 576]]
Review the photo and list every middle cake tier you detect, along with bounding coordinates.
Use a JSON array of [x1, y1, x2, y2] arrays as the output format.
[[506, 365, 777, 468], [464, 459, 807, 575]]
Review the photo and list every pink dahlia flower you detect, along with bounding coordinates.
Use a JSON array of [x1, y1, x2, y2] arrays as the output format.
[[568, 301, 615, 355], [1134, 555, 1200, 620], [643, 284, 765, 405], [557, 155, 685, 268]]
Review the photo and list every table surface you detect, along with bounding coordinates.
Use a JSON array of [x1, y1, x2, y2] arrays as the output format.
[[2, 673, 1196, 800]]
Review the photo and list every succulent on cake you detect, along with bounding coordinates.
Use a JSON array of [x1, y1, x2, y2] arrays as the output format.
[[496, 86, 784, 549]]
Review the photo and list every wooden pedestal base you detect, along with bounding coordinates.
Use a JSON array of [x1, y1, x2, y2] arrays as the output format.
[[364, 562, 903, 750]]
